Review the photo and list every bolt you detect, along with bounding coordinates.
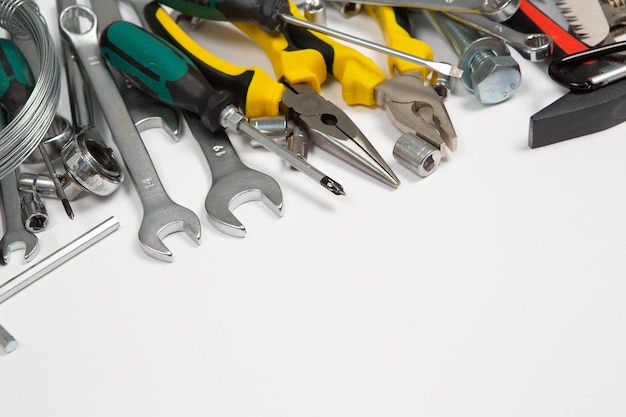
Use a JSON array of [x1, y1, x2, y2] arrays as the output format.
[[426, 11, 521, 104]]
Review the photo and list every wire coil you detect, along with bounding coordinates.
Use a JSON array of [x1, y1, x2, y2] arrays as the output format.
[[0, 0, 61, 179]]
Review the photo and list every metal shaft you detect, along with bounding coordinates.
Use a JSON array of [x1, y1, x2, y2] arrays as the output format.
[[0, 322, 18, 353], [279, 13, 463, 78], [0, 217, 120, 305], [221, 106, 345, 195]]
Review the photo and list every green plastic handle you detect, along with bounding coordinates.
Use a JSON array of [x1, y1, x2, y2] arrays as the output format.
[[100, 20, 238, 131], [0, 38, 36, 119]]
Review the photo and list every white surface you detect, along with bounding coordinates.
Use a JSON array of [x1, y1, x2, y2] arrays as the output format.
[[2, 2, 626, 417]]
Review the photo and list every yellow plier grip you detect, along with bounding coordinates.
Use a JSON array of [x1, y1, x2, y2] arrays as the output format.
[[363, 5, 434, 80], [143, 3, 283, 118], [283, 0, 387, 107], [232, 21, 327, 92]]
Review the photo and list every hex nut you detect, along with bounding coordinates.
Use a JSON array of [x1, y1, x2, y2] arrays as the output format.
[[470, 55, 521, 104]]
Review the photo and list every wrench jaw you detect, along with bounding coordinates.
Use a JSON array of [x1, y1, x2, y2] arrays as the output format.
[[205, 173, 284, 238], [0, 235, 39, 265], [122, 86, 182, 141], [138, 203, 202, 262]]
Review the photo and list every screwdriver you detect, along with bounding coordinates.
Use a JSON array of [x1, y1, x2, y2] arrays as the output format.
[[0, 38, 74, 219], [100, 21, 345, 196], [156, 0, 463, 78]]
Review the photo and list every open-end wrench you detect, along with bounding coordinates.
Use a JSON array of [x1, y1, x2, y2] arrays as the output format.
[[1, 169, 39, 265], [183, 111, 283, 237], [87, 0, 180, 140], [58, 4, 201, 262]]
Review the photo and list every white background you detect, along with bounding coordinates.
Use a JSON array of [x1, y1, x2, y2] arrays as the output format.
[[2, 1, 626, 416]]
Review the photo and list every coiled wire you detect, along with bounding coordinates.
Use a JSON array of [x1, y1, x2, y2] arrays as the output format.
[[0, 0, 61, 179]]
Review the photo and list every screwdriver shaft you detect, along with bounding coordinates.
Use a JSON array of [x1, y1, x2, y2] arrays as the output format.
[[279, 13, 463, 78], [229, 110, 345, 195]]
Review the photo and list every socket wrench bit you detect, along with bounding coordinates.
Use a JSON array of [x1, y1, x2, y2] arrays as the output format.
[[393, 132, 441, 177], [20, 192, 49, 233]]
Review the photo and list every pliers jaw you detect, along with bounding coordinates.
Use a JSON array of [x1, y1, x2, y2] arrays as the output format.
[[279, 81, 401, 188], [375, 71, 458, 156]]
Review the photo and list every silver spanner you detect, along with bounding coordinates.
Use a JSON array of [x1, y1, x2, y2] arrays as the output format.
[[58, 5, 201, 262], [88, 0, 181, 140], [184, 111, 283, 237], [323, 0, 520, 21], [1, 169, 39, 264], [446, 12, 553, 61]]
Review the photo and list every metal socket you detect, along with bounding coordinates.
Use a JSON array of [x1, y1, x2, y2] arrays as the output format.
[[393, 133, 441, 177], [20, 192, 49, 233]]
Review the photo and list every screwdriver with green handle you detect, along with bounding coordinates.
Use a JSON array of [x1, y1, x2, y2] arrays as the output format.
[[0, 38, 74, 219], [99, 21, 345, 196]]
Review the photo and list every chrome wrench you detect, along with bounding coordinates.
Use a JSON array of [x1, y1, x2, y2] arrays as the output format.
[[1, 169, 39, 264], [446, 11, 553, 61], [58, 4, 201, 262], [184, 111, 283, 237], [87, 0, 181, 139]]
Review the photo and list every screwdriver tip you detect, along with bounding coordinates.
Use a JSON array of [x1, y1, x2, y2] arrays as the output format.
[[449, 67, 464, 78], [321, 176, 346, 196], [62, 198, 75, 220]]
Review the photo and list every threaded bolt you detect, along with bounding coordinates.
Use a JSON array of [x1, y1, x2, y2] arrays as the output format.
[[426, 11, 521, 104]]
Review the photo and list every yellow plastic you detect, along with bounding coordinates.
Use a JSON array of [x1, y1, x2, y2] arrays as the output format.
[[289, 2, 386, 106], [154, 6, 283, 118], [364, 5, 434, 80], [233, 22, 326, 92]]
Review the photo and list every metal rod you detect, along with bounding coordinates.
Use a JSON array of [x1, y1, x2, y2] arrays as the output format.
[[279, 13, 463, 78], [0, 322, 18, 353], [0, 216, 120, 305]]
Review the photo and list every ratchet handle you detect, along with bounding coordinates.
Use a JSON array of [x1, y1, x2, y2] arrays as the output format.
[[282, 0, 386, 106], [142, 2, 283, 118], [0, 38, 35, 120], [156, 0, 289, 33], [100, 20, 238, 132], [363, 5, 433, 79]]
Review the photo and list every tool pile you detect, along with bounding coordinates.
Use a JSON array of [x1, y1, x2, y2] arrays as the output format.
[[0, 0, 625, 351]]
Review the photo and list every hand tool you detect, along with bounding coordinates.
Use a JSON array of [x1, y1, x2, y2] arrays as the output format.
[[184, 110, 284, 237], [0, 216, 119, 304], [99, 20, 345, 196], [323, 0, 520, 21], [86, 0, 181, 140], [143, 3, 400, 188], [154, 0, 464, 78], [554, 0, 610, 47], [0, 0, 61, 180], [0, 322, 18, 353], [424, 10, 521, 105], [280, 2, 455, 157], [0, 108, 39, 265], [20, 191, 49, 233], [363, 5, 456, 176], [0, 37, 74, 219], [1, 169, 39, 264], [21, 113, 72, 165], [58, 4, 201, 262], [444, 11, 553, 61]]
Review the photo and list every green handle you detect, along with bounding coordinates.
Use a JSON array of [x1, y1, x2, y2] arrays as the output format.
[[0, 38, 36, 120], [156, 0, 289, 33], [100, 20, 238, 131]]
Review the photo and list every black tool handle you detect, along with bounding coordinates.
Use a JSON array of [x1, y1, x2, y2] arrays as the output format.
[[99, 20, 238, 132]]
